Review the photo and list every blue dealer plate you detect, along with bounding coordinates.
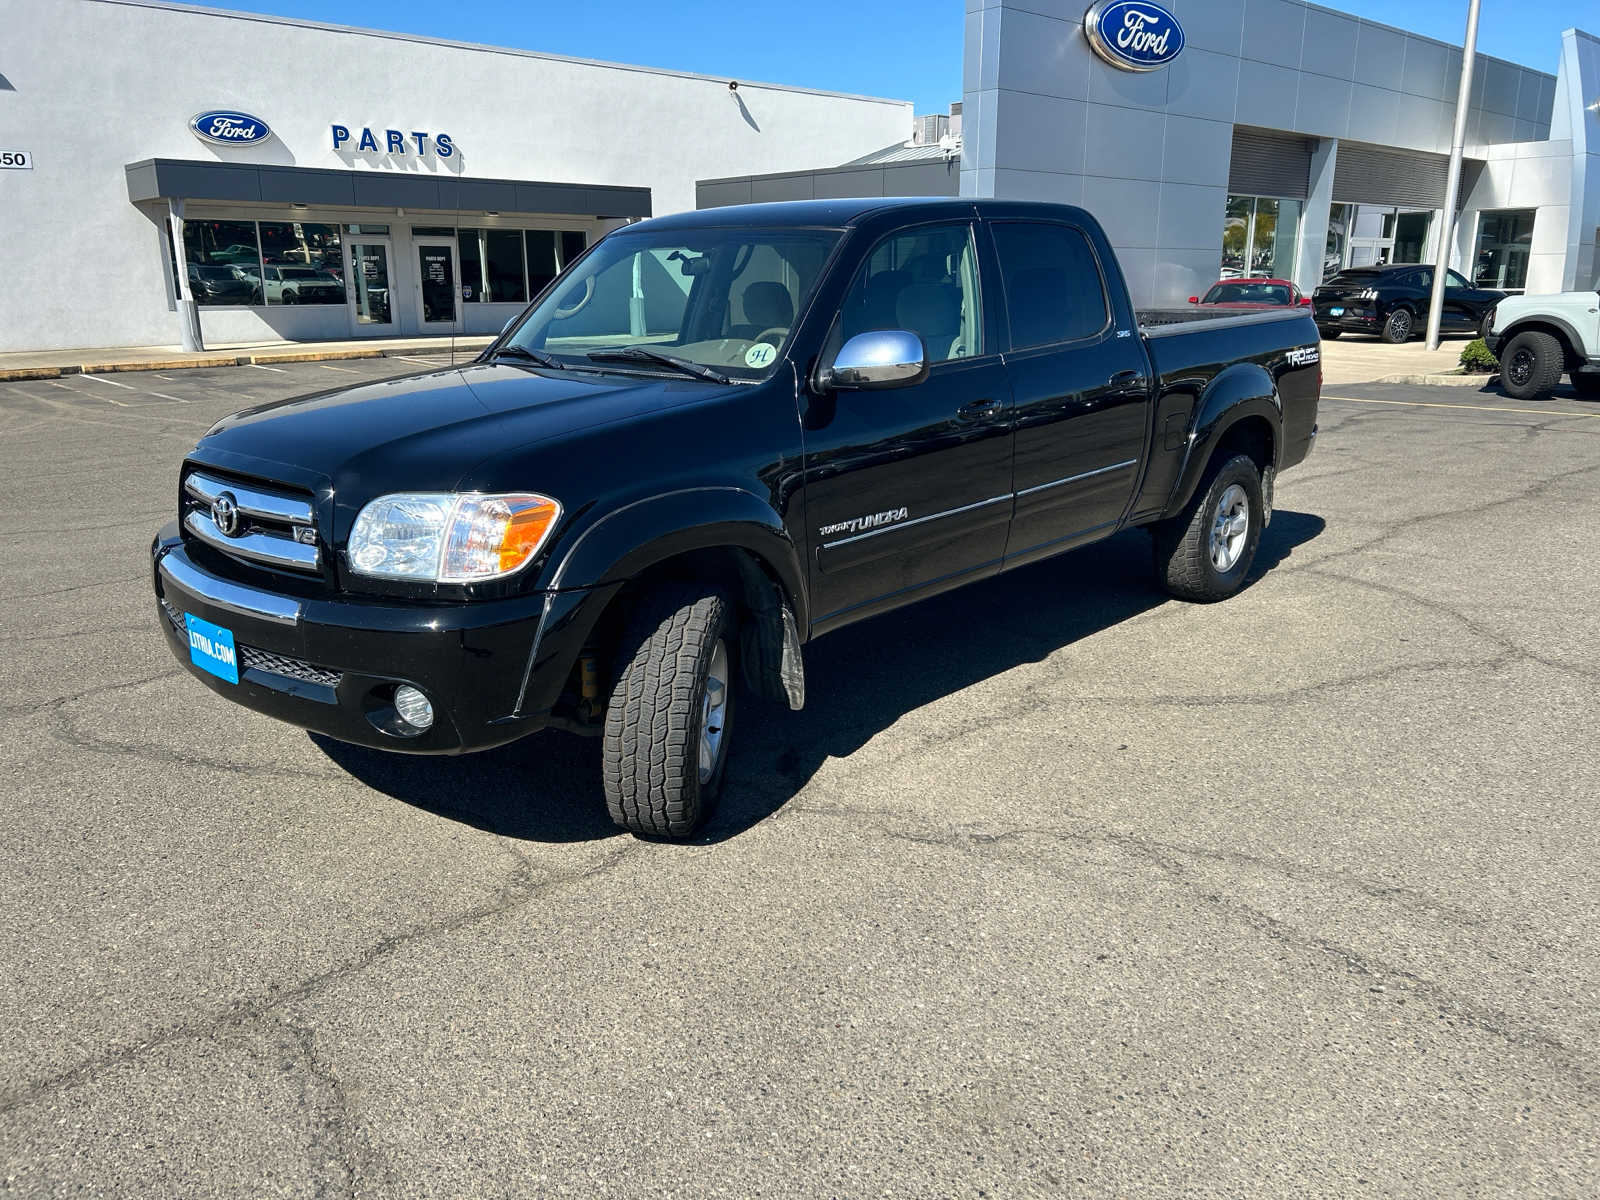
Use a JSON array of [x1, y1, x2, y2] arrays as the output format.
[[1329, 306, 1345, 316], [185, 612, 239, 684]]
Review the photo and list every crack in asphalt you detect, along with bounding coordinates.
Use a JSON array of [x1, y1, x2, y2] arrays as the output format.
[[0, 669, 181, 718], [0, 842, 641, 1121], [786, 804, 1598, 1090], [0, 574, 145, 604]]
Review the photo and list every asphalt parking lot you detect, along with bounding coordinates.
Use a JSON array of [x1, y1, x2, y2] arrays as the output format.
[[2, 358, 1598, 1198]]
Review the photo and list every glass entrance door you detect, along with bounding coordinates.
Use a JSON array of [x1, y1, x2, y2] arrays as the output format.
[[347, 240, 396, 334], [415, 240, 458, 329]]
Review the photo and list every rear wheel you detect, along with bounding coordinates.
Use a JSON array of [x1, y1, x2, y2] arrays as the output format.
[[1380, 308, 1415, 344], [1153, 454, 1264, 603], [1479, 311, 1496, 341], [1318, 327, 1342, 340], [1499, 331, 1564, 401], [602, 587, 737, 839]]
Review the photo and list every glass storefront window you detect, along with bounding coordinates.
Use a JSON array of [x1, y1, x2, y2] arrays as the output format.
[[459, 229, 528, 303], [1324, 203, 1350, 281], [182, 219, 261, 306], [1393, 211, 1431, 265], [560, 230, 587, 267], [258, 222, 345, 305], [527, 230, 560, 296], [1221, 196, 1301, 280], [1474, 209, 1535, 291]]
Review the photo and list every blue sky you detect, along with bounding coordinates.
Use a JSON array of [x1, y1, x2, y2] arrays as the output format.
[[214, 0, 1580, 115]]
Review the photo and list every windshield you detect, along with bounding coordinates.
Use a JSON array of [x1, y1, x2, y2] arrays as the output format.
[[503, 226, 842, 380], [1203, 282, 1291, 305]]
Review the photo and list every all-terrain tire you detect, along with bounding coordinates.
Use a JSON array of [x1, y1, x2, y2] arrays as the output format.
[[1381, 307, 1415, 344], [1152, 454, 1265, 603], [602, 587, 736, 839], [1499, 330, 1564, 401]]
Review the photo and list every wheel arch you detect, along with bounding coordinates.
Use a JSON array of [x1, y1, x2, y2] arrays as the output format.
[[538, 488, 808, 710], [1165, 364, 1280, 516], [1500, 318, 1584, 370]]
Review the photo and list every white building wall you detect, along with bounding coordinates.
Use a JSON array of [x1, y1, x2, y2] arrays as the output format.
[[963, 0, 1564, 306], [0, 0, 911, 352]]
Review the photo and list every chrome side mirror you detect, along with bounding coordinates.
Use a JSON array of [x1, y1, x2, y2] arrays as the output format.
[[819, 330, 928, 391]]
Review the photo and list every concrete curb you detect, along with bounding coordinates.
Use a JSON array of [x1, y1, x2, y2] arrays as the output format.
[[0, 340, 496, 382], [1377, 372, 1500, 388]]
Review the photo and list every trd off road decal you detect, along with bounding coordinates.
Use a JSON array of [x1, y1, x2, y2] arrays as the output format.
[[1286, 345, 1321, 368], [819, 507, 910, 540]]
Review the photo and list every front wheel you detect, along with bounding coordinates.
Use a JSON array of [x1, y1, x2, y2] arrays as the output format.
[[1380, 308, 1415, 344], [1499, 330, 1564, 401], [602, 587, 737, 839], [1153, 454, 1264, 603]]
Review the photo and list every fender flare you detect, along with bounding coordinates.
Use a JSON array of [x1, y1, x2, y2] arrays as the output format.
[[1166, 362, 1282, 514], [1497, 315, 1586, 365], [545, 486, 808, 631]]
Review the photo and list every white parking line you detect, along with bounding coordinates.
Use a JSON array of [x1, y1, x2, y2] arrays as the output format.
[[80, 373, 137, 389], [394, 355, 449, 365], [247, 363, 288, 373], [318, 364, 360, 373]]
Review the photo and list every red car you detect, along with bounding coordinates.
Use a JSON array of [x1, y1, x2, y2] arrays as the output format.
[[1188, 278, 1310, 308]]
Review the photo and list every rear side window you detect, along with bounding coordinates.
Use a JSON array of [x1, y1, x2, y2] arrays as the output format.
[[990, 222, 1110, 349]]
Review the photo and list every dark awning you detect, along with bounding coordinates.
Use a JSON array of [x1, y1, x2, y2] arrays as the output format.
[[125, 158, 651, 219]]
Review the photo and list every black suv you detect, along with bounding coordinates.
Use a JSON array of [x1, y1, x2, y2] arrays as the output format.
[[1313, 264, 1505, 344]]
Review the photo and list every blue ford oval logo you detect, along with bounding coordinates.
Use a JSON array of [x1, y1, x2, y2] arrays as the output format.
[[189, 110, 272, 146], [1084, 1, 1184, 72]]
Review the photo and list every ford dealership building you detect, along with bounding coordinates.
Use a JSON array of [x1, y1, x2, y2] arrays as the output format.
[[3, 0, 1597, 353], [0, 0, 910, 352], [706, 0, 1600, 309]]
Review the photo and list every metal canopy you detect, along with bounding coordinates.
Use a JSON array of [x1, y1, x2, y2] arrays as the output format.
[[125, 159, 651, 219]]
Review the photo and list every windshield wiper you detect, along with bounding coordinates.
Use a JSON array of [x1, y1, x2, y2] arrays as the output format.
[[489, 344, 562, 369], [586, 347, 731, 384]]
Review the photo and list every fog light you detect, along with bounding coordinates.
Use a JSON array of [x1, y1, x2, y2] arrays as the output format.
[[393, 685, 434, 730]]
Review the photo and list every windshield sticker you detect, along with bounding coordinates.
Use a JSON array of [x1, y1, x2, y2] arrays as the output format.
[[745, 342, 777, 369]]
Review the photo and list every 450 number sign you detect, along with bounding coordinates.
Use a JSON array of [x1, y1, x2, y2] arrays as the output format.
[[0, 151, 33, 170]]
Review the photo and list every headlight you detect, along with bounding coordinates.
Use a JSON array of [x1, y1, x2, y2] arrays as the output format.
[[348, 492, 561, 583]]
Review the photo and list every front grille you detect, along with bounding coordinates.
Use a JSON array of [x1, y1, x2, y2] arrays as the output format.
[[180, 467, 321, 575], [162, 601, 342, 689]]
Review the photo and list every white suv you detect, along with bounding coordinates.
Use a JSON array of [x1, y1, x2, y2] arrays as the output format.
[[1487, 291, 1600, 401]]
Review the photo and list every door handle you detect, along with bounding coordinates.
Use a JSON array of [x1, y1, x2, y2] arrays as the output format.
[[956, 397, 1002, 421], [1109, 370, 1146, 392]]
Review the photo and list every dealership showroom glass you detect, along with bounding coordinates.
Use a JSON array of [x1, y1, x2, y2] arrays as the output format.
[[2, 0, 1596, 354]]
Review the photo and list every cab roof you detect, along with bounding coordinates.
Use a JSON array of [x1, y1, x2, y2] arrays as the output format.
[[620, 196, 1094, 233]]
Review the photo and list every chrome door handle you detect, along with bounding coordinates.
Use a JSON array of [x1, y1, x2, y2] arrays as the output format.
[[956, 397, 1002, 421]]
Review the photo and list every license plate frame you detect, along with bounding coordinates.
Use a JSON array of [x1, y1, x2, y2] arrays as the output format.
[[185, 612, 239, 684]]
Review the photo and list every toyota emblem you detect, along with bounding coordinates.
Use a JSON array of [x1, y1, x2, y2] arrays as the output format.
[[211, 492, 240, 537]]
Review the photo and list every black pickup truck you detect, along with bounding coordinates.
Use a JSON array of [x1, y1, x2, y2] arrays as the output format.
[[152, 199, 1320, 837]]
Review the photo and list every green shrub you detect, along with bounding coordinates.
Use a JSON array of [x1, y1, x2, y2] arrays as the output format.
[[1460, 339, 1499, 374]]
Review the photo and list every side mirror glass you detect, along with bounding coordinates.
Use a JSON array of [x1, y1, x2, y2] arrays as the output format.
[[1188, 296, 1200, 305], [820, 330, 928, 391]]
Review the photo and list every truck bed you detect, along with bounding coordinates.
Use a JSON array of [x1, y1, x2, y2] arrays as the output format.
[[1124, 305, 1321, 524]]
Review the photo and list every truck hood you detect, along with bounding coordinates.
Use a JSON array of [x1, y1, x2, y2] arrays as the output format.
[[192, 363, 721, 498]]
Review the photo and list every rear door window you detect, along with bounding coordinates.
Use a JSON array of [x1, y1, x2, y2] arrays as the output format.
[[989, 222, 1111, 350]]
